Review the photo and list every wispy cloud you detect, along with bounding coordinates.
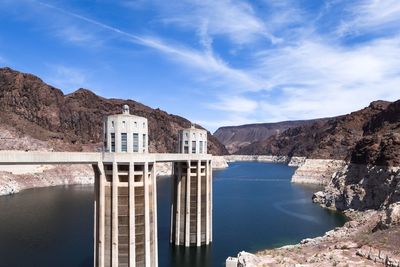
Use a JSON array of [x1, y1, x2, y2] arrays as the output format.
[[45, 65, 88, 92], [36, 1, 268, 92], [153, 0, 280, 45], [53, 25, 103, 46], [337, 0, 400, 36]]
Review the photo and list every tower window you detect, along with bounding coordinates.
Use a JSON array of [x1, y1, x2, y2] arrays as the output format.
[[133, 133, 139, 152], [121, 133, 127, 152], [199, 141, 203, 154], [192, 141, 196, 153], [143, 134, 147, 150], [111, 133, 115, 152]]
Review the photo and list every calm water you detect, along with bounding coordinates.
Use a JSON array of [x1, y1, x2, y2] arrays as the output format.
[[0, 162, 345, 267]]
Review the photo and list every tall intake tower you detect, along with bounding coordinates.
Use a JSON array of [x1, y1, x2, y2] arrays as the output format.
[[170, 125, 212, 246], [94, 105, 158, 267]]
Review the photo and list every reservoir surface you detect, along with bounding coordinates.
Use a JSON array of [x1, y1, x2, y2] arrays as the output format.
[[0, 162, 345, 267]]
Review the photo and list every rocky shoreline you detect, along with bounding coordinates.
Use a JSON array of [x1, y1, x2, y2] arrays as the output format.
[[224, 155, 288, 163], [231, 205, 400, 267]]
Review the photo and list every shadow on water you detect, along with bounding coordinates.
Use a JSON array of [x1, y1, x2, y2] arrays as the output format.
[[170, 245, 212, 266], [0, 162, 345, 267]]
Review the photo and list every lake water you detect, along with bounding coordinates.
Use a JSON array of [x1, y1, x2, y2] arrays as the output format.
[[0, 162, 345, 267]]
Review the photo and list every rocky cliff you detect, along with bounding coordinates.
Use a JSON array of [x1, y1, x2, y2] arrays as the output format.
[[214, 119, 327, 154], [0, 67, 228, 155], [310, 100, 400, 211], [232, 208, 400, 266], [236, 101, 392, 160]]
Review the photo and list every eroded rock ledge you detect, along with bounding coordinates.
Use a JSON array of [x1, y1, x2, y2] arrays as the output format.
[[291, 159, 347, 185], [224, 155, 288, 163], [230, 206, 400, 266]]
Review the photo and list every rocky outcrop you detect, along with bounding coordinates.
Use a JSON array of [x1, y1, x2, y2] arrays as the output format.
[[0, 165, 94, 195], [351, 100, 400, 166], [287, 156, 306, 167], [212, 156, 229, 169], [313, 164, 400, 211], [291, 159, 346, 185], [229, 209, 400, 267], [224, 155, 288, 163], [214, 119, 327, 154]]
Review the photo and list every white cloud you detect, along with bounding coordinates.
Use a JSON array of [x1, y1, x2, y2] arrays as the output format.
[[249, 36, 400, 121], [54, 25, 103, 46], [138, 0, 280, 45], [337, 0, 400, 36], [45, 65, 88, 91], [207, 96, 258, 113]]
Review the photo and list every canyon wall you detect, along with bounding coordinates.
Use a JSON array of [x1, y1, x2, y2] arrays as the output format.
[[291, 159, 347, 185]]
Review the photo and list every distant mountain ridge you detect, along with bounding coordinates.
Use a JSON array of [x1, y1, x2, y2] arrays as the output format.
[[214, 119, 330, 154], [233, 100, 400, 166], [0, 67, 228, 155]]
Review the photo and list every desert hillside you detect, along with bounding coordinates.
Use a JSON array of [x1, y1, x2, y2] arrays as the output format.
[[0, 67, 228, 155]]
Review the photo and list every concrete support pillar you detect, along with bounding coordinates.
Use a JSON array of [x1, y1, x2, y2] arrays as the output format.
[[129, 161, 135, 267], [151, 163, 158, 267], [170, 159, 212, 247], [209, 160, 213, 242], [196, 160, 201, 246], [174, 163, 182, 246], [205, 160, 210, 244], [93, 164, 99, 267], [98, 162, 105, 267], [112, 161, 118, 267], [144, 163, 151, 267], [184, 160, 191, 247]]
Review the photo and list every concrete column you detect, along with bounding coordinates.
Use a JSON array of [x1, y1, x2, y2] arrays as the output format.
[[129, 161, 135, 267], [151, 163, 158, 267], [93, 164, 98, 267], [144, 163, 151, 267], [112, 161, 118, 267], [205, 160, 210, 244], [209, 159, 213, 242], [196, 160, 201, 246], [99, 162, 105, 267], [169, 164, 176, 244], [174, 163, 182, 246], [185, 160, 191, 247]]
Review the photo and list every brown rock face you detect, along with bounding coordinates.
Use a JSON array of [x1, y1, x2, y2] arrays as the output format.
[[351, 100, 400, 166], [0, 67, 228, 155], [213, 118, 328, 154], [236, 100, 400, 165]]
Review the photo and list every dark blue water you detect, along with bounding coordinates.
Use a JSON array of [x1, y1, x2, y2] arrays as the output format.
[[0, 162, 345, 267]]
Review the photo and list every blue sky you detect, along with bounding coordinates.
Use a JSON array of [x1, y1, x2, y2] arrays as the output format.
[[1, 0, 400, 132]]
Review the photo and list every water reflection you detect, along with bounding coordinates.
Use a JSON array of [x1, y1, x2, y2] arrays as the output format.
[[171, 245, 212, 266]]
